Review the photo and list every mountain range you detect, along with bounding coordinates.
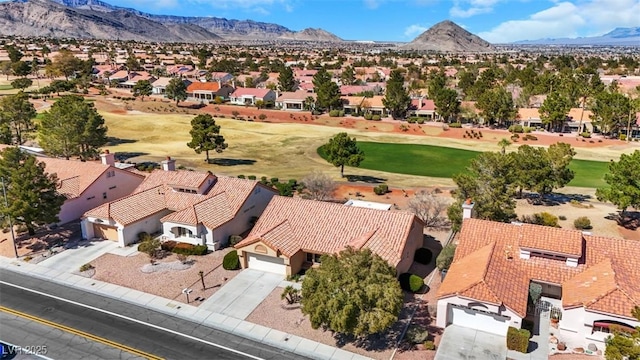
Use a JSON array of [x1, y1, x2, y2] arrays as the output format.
[[513, 27, 640, 46], [402, 20, 494, 52]]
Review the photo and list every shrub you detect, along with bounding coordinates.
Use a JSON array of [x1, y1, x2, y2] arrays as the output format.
[[558, 215, 567, 221], [509, 124, 524, 133], [521, 212, 559, 227], [248, 175, 257, 180], [449, 122, 462, 128], [620, 134, 627, 141], [436, 244, 456, 271], [414, 248, 433, 265], [339, 110, 345, 117], [329, 110, 340, 117], [580, 132, 591, 138], [523, 134, 537, 141], [281, 285, 302, 304], [258, 113, 267, 121], [416, 118, 424, 124], [79, 263, 94, 272], [137, 231, 150, 242], [507, 327, 530, 353], [270, 177, 279, 184], [423, 340, 436, 350], [406, 325, 429, 344], [237, 175, 246, 179], [523, 126, 533, 133], [172, 243, 208, 256], [222, 251, 240, 270], [161, 240, 177, 252], [228, 235, 243, 246], [373, 184, 389, 195], [364, 113, 373, 120], [372, 115, 381, 121], [407, 117, 417, 123], [574, 216, 592, 230], [399, 273, 423, 293], [138, 237, 161, 258]]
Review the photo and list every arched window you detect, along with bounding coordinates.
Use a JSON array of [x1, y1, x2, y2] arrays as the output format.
[[592, 320, 637, 335]]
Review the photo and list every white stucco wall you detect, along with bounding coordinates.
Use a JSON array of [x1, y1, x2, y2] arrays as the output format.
[[59, 168, 143, 224], [559, 307, 640, 349], [436, 296, 522, 330], [161, 222, 204, 246], [120, 210, 172, 246]]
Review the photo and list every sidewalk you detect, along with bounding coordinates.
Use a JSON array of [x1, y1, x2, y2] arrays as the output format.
[[0, 255, 372, 360]]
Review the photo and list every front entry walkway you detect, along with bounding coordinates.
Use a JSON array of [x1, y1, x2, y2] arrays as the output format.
[[199, 269, 283, 320], [435, 325, 507, 360], [38, 240, 119, 272]]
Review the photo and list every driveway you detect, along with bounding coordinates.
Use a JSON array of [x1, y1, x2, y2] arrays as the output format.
[[435, 325, 507, 360], [38, 240, 120, 273], [199, 269, 282, 320]]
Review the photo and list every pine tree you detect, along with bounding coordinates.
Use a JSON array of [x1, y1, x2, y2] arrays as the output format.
[[322, 132, 365, 177], [0, 91, 36, 145], [313, 68, 341, 112], [383, 70, 411, 120], [132, 80, 153, 101], [166, 78, 187, 106], [539, 91, 572, 132], [186, 114, 227, 162], [0, 147, 65, 235], [278, 66, 296, 92]]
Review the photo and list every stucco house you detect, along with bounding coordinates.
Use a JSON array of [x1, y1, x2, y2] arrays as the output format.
[[436, 208, 640, 351], [234, 196, 424, 276], [408, 98, 440, 120], [276, 91, 315, 111], [186, 82, 235, 102], [81, 158, 277, 248], [0, 146, 145, 225], [229, 88, 276, 106]]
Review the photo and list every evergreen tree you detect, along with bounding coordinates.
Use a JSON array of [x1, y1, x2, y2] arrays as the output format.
[[301, 247, 403, 338], [313, 68, 341, 111], [38, 95, 107, 160], [596, 151, 640, 219], [434, 88, 460, 122], [186, 114, 228, 162], [539, 91, 572, 132], [0, 91, 36, 145], [340, 66, 355, 85], [10, 78, 32, 90], [132, 80, 153, 101], [383, 69, 410, 120], [166, 78, 187, 106], [476, 87, 517, 126], [0, 147, 65, 235], [51, 49, 82, 80], [278, 66, 296, 92], [322, 132, 365, 177], [591, 91, 632, 136]]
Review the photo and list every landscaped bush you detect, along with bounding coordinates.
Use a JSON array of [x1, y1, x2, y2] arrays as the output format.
[[329, 110, 341, 117], [407, 117, 417, 123], [448, 122, 462, 128], [523, 126, 533, 133], [172, 243, 208, 256], [521, 212, 559, 227], [523, 134, 538, 141], [372, 115, 381, 121], [373, 184, 389, 195], [138, 237, 161, 257], [507, 327, 530, 353], [558, 215, 567, 221], [79, 263, 94, 272], [248, 175, 257, 180], [161, 240, 177, 252], [620, 134, 627, 141], [436, 244, 456, 271], [222, 251, 240, 270], [228, 235, 243, 246], [137, 231, 150, 242], [414, 248, 433, 265], [364, 113, 373, 120], [580, 132, 592, 138], [237, 175, 246, 179], [399, 273, 424, 292], [423, 340, 436, 350], [509, 124, 524, 133], [416, 118, 425, 124], [270, 177, 279, 184], [574, 216, 592, 230]]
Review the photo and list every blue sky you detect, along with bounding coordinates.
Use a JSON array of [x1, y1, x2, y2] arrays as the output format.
[[104, 0, 640, 43]]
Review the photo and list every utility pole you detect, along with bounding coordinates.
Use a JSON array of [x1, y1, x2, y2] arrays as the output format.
[[1, 177, 18, 258]]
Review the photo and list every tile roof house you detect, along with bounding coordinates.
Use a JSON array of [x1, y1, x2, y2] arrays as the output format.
[[186, 82, 235, 102], [276, 91, 316, 111], [151, 77, 192, 95], [229, 88, 276, 106], [81, 159, 277, 248], [436, 206, 640, 349], [361, 95, 387, 116], [0, 146, 145, 225], [234, 196, 424, 276], [408, 98, 440, 120]]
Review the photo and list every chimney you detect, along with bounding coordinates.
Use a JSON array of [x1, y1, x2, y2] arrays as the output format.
[[419, 97, 423, 109], [161, 156, 176, 171], [462, 198, 475, 219], [100, 149, 115, 166]]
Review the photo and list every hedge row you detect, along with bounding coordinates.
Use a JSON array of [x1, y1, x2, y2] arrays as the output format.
[[507, 327, 530, 353], [161, 240, 208, 256]]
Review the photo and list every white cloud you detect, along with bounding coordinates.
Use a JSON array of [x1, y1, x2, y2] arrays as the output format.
[[450, 0, 500, 18], [364, 0, 382, 9], [478, 0, 640, 43], [194, 0, 293, 12], [404, 24, 429, 38]]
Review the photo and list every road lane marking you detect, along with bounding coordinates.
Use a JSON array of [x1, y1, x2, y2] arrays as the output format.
[[0, 280, 265, 360], [0, 306, 162, 360]]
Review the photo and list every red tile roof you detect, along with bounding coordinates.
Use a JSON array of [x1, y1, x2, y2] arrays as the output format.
[[231, 88, 272, 98], [187, 82, 221, 92], [438, 218, 640, 319], [235, 196, 421, 268]]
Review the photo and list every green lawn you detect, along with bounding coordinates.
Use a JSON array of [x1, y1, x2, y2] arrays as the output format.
[[318, 141, 609, 189], [0, 85, 13, 90]]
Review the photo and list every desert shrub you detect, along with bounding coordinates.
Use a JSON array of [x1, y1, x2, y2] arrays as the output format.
[[372, 115, 381, 121], [259, 113, 267, 121], [399, 273, 424, 292], [580, 132, 591, 138], [523, 126, 532, 133], [79, 263, 94, 272], [138, 237, 161, 257], [509, 124, 524, 133], [237, 175, 246, 179], [176, 253, 188, 263], [406, 325, 429, 344], [574, 216, 592, 230], [521, 212, 559, 227], [414, 248, 433, 265], [172, 243, 208, 256], [436, 244, 456, 271], [364, 113, 373, 120], [222, 251, 240, 270], [248, 175, 257, 180], [231, 110, 240, 117], [228, 235, 243, 246], [408, 117, 417, 123], [23, 256, 33, 262], [270, 177, 279, 184], [449, 122, 462, 128], [558, 215, 567, 221], [137, 231, 150, 242], [620, 134, 627, 141], [329, 110, 340, 117], [507, 327, 530, 353], [161, 240, 177, 252], [423, 340, 436, 350], [281, 285, 301, 304], [416, 118, 424, 124], [523, 134, 537, 141], [373, 184, 389, 195]]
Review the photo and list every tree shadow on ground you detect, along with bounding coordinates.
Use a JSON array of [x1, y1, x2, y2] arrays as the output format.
[[208, 158, 257, 166], [605, 211, 640, 230], [15, 222, 82, 255], [345, 175, 387, 184], [524, 192, 591, 206], [115, 152, 149, 161], [106, 137, 137, 146]]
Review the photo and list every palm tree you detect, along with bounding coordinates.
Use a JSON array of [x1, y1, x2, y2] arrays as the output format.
[[304, 96, 316, 112], [498, 138, 512, 154]]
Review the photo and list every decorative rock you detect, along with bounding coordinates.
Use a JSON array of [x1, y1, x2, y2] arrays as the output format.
[[588, 343, 597, 351], [550, 336, 558, 344]]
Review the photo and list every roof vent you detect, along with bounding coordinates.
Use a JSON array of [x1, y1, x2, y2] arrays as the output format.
[[582, 231, 592, 236], [511, 221, 523, 226]]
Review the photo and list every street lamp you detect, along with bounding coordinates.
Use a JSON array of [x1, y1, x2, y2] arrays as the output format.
[[1, 177, 18, 258], [182, 288, 193, 303]]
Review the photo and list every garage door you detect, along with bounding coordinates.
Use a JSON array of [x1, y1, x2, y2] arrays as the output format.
[[248, 253, 287, 275], [93, 224, 118, 241], [449, 304, 509, 336]]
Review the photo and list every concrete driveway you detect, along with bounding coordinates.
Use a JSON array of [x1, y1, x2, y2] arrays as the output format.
[[435, 325, 507, 360], [38, 240, 120, 272], [199, 269, 283, 320]]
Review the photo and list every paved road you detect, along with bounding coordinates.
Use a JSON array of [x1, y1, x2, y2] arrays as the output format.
[[0, 269, 306, 360]]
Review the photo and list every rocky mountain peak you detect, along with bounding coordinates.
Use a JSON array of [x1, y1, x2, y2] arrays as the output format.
[[402, 20, 494, 52]]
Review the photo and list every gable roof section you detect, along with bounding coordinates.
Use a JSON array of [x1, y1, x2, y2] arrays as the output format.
[[134, 170, 214, 193], [518, 224, 583, 257], [440, 218, 640, 318], [231, 88, 272, 98], [235, 196, 419, 268], [187, 82, 221, 92]]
